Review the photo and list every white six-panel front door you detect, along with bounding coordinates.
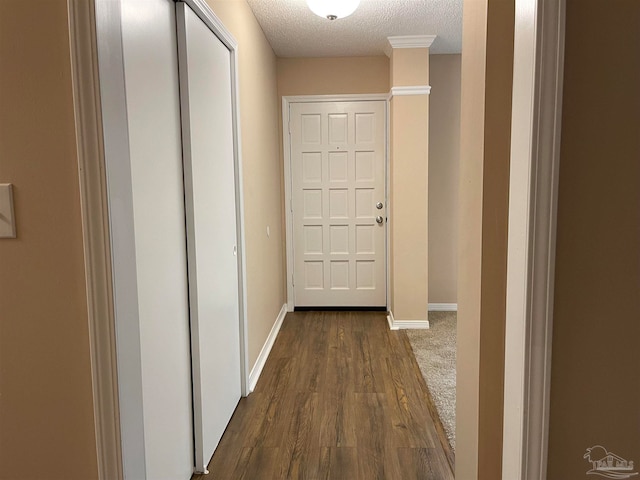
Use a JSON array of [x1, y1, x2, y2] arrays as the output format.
[[290, 101, 386, 307]]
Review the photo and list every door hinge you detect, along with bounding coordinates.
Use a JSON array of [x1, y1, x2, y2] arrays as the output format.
[[291, 274, 294, 286], [288, 121, 291, 134]]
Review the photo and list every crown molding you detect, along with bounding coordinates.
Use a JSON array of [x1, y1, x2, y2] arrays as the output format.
[[384, 34, 437, 57]]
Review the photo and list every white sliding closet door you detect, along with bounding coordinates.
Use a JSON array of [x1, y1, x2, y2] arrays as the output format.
[[117, 0, 193, 480], [118, 1, 194, 479], [176, 3, 242, 473]]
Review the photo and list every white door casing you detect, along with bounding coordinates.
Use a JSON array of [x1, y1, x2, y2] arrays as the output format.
[[289, 101, 387, 307], [502, 0, 565, 478], [176, 2, 242, 473]]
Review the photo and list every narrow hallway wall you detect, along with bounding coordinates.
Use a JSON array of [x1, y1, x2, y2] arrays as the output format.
[[206, 0, 286, 369], [428, 54, 461, 305]]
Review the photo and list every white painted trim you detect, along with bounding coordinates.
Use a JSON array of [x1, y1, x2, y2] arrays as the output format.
[[282, 97, 296, 312], [387, 311, 430, 330], [385, 99, 391, 310], [231, 36, 251, 400], [428, 303, 458, 312], [282, 97, 295, 312], [68, 1, 122, 479], [248, 304, 287, 392], [282, 95, 390, 311], [387, 311, 395, 330], [502, 0, 566, 479], [283, 93, 389, 104], [182, 0, 236, 49], [390, 85, 432, 97], [385, 34, 437, 56], [393, 320, 430, 329]]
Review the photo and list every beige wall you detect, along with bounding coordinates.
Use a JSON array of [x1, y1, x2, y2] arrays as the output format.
[[390, 96, 430, 319], [0, 1, 99, 479], [206, 0, 286, 369], [389, 47, 430, 320], [457, 0, 513, 478], [390, 48, 430, 88], [277, 56, 389, 96], [477, 1, 513, 476], [457, 1, 487, 474], [547, 1, 640, 477], [428, 55, 461, 304]]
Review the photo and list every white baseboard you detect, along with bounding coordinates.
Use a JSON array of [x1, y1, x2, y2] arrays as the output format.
[[248, 303, 287, 392], [428, 303, 458, 311], [387, 310, 430, 330], [387, 311, 395, 330]]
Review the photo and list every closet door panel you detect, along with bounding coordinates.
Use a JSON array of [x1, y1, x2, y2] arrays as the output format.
[[120, 0, 194, 478], [177, 3, 242, 473]]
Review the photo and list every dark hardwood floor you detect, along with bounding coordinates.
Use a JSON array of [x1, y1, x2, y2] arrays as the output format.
[[193, 311, 454, 480]]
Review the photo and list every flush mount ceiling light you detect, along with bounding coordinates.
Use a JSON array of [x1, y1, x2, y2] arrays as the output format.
[[306, 0, 361, 20]]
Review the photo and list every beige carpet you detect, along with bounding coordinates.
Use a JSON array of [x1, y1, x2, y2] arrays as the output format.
[[406, 311, 456, 451]]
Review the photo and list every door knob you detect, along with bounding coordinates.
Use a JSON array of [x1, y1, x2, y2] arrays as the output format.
[[376, 202, 383, 210], [376, 216, 384, 224]]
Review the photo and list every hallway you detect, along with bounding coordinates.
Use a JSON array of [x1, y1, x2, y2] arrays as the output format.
[[194, 311, 454, 479]]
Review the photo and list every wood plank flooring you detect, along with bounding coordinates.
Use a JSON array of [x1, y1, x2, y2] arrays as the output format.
[[193, 311, 454, 480]]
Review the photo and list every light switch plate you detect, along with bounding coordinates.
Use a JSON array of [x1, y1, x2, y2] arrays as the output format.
[[0, 183, 16, 238]]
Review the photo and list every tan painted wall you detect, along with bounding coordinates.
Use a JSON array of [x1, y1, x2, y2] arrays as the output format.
[[0, 1, 99, 479], [391, 48, 429, 88], [277, 56, 389, 96], [457, 1, 487, 474], [478, 1, 513, 477], [428, 54, 461, 304], [388, 47, 430, 320], [206, 0, 286, 369], [547, 1, 640, 478], [457, 0, 513, 478], [390, 95, 430, 319]]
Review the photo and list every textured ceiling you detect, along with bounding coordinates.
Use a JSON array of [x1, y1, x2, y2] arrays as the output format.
[[245, 0, 463, 58]]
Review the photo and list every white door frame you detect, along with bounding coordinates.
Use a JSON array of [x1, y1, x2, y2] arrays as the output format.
[[68, 0, 249, 478], [282, 94, 390, 312], [502, 0, 566, 479], [68, 1, 123, 478]]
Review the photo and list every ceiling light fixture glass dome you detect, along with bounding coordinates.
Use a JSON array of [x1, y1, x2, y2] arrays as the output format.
[[306, 0, 361, 20]]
